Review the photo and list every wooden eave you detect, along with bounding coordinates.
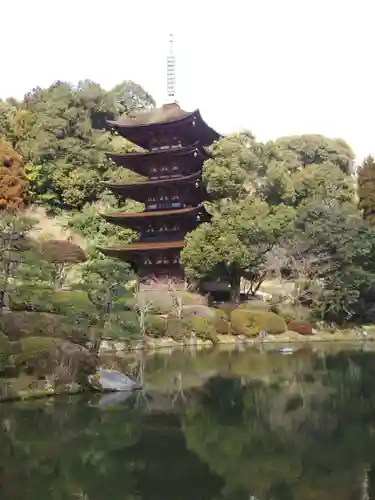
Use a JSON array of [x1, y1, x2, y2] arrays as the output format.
[[100, 205, 208, 231], [107, 144, 208, 174], [103, 170, 202, 195], [107, 107, 220, 149], [101, 204, 204, 223], [99, 240, 185, 257]]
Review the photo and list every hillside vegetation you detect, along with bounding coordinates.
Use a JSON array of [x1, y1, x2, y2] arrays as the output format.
[[0, 78, 375, 396]]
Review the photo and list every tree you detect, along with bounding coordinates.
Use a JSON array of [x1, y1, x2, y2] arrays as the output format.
[[287, 198, 375, 322], [0, 214, 36, 310], [358, 155, 375, 225], [0, 139, 27, 212], [181, 197, 295, 301], [108, 80, 155, 116], [62, 191, 141, 247], [36, 239, 87, 290], [203, 132, 263, 202], [78, 254, 135, 351], [4, 79, 154, 212], [260, 135, 355, 207]]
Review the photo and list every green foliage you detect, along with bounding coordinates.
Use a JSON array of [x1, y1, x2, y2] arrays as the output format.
[[62, 192, 141, 247], [1, 79, 154, 212], [0, 311, 88, 343], [0, 214, 38, 309], [290, 198, 375, 322], [186, 316, 218, 344], [16, 336, 62, 374], [203, 132, 262, 201], [145, 315, 167, 338], [212, 308, 231, 334], [181, 305, 215, 319], [231, 309, 286, 337], [182, 196, 295, 299], [0, 332, 10, 371], [238, 300, 271, 312], [358, 155, 375, 225], [260, 136, 355, 207]]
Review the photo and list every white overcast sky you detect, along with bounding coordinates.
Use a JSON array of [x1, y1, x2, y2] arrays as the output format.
[[2, 0, 374, 162]]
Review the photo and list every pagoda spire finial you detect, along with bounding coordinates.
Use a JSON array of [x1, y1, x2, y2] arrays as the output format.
[[166, 33, 176, 103]]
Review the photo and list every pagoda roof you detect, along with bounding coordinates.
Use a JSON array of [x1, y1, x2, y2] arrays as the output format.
[[109, 103, 191, 127], [99, 240, 184, 258], [103, 171, 201, 198], [100, 205, 206, 231], [108, 142, 207, 164], [107, 103, 220, 150], [108, 144, 207, 176]]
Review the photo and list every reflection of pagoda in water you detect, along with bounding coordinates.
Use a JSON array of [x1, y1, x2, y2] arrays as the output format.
[[100, 35, 220, 287]]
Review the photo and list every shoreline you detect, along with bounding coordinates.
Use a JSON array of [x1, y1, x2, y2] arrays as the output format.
[[99, 330, 374, 354], [1, 332, 373, 405]]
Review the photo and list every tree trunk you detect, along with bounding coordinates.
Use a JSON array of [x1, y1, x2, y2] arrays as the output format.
[[229, 269, 241, 303]]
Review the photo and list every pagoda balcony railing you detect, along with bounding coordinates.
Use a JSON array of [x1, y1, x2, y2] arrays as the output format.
[[145, 202, 192, 211], [140, 231, 186, 242], [150, 143, 184, 152]]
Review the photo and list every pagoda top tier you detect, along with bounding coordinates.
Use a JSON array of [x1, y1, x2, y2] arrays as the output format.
[[107, 103, 220, 150]]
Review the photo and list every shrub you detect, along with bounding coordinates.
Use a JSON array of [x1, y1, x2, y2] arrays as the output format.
[[287, 321, 314, 335], [182, 305, 215, 319], [145, 314, 167, 338], [271, 304, 312, 323], [179, 291, 207, 306], [0, 332, 10, 371], [0, 311, 88, 343], [239, 300, 270, 312], [217, 302, 239, 318], [231, 310, 286, 337], [166, 318, 189, 342], [16, 337, 62, 375], [212, 308, 231, 335], [9, 290, 97, 315], [185, 316, 218, 344], [51, 291, 96, 314]]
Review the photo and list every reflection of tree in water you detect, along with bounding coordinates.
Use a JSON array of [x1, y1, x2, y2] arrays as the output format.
[[2, 348, 375, 499], [181, 350, 375, 500], [0, 392, 223, 500]]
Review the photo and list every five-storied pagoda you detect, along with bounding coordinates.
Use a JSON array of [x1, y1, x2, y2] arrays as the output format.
[[100, 35, 220, 288]]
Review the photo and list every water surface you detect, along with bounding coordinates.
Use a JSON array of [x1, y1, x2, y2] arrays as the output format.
[[1, 344, 375, 499]]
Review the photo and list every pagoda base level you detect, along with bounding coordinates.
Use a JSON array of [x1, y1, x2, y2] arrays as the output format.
[[137, 267, 185, 291]]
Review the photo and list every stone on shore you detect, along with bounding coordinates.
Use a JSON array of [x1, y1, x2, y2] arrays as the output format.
[[88, 369, 142, 392]]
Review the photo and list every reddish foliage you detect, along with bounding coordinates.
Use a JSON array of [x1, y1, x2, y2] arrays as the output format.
[[0, 139, 27, 213], [38, 240, 87, 264], [287, 321, 314, 335]]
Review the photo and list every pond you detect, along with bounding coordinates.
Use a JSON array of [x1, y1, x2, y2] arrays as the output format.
[[1, 343, 375, 499]]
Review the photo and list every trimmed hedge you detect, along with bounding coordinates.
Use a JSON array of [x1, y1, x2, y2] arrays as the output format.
[[212, 308, 231, 335], [185, 316, 218, 344], [231, 310, 286, 337], [239, 300, 271, 312], [145, 315, 167, 338], [0, 311, 88, 343], [182, 305, 215, 319], [166, 318, 189, 342], [16, 337, 62, 375], [287, 321, 314, 335], [271, 305, 312, 323], [9, 290, 97, 317]]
